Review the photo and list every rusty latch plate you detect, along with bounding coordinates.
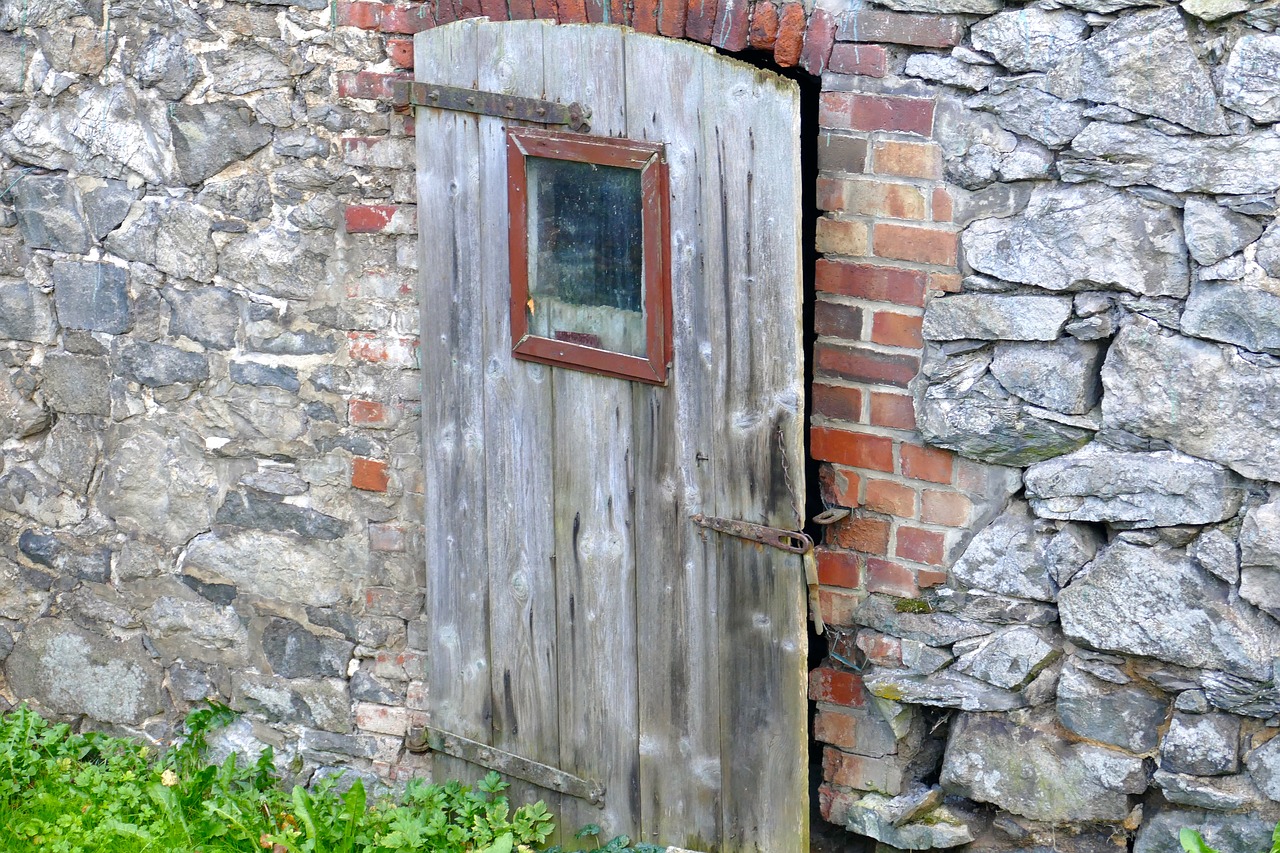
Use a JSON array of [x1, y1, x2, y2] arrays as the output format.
[[392, 81, 591, 132], [690, 514, 814, 555]]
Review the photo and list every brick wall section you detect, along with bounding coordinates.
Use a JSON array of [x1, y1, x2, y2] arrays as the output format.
[[332, 0, 1000, 822]]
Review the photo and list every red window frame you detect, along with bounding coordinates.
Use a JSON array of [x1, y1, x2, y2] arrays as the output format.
[[507, 127, 672, 385]]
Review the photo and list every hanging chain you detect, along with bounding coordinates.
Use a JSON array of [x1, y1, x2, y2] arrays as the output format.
[[777, 425, 802, 528]]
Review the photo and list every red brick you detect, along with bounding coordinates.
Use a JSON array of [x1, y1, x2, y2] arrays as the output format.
[[929, 271, 963, 293], [871, 311, 924, 349], [896, 525, 945, 565], [855, 629, 903, 666], [816, 342, 919, 388], [825, 178, 927, 220], [382, 6, 438, 32], [816, 217, 869, 256], [748, 0, 778, 49], [713, 0, 750, 50], [864, 479, 916, 518], [509, 0, 536, 17], [800, 7, 836, 75], [816, 260, 926, 307], [812, 427, 894, 472], [917, 568, 948, 588], [348, 332, 419, 367], [349, 398, 387, 425], [814, 709, 858, 748], [560, 0, 589, 24], [813, 383, 864, 424], [335, 0, 387, 28], [532, 0, 556, 18], [818, 133, 868, 174], [827, 43, 887, 77], [353, 458, 390, 492], [922, 490, 972, 527], [345, 204, 395, 233], [354, 702, 409, 736], [820, 587, 861, 626], [583, 0, 607, 23], [436, 0, 460, 23], [458, 0, 484, 20], [818, 462, 860, 507], [815, 299, 863, 340], [773, 2, 806, 66], [632, 0, 659, 32], [820, 92, 935, 137], [900, 442, 954, 484], [816, 549, 862, 588], [932, 187, 953, 222], [809, 666, 868, 706], [337, 71, 411, 100], [658, 0, 687, 35], [387, 37, 414, 68], [685, 0, 716, 42], [870, 391, 916, 430], [823, 747, 905, 794], [873, 223, 958, 266], [837, 8, 964, 47], [864, 557, 919, 597], [480, 0, 509, 20], [828, 515, 891, 555], [873, 140, 942, 179]]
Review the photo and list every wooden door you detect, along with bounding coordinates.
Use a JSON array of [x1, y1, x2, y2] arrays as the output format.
[[415, 20, 805, 853]]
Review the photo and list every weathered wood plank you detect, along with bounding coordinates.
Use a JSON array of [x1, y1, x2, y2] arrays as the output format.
[[701, 58, 808, 853], [544, 24, 641, 846], [415, 19, 491, 789], [623, 31, 723, 853], [474, 19, 565, 824]]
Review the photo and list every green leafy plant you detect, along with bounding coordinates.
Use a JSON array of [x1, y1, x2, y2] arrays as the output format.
[[0, 704, 555, 853], [1179, 822, 1280, 853]]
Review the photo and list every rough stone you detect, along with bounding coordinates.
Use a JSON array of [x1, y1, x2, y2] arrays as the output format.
[[182, 530, 360, 608], [229, 361, 301, 392], [851, 594, 991, 647], [969, 84, 1089, 148], [1024, 444, 1245, 527], [1057, 658, 1169, 754], [970, 8, 1089, 73], [0, 370, 49, 440], [941, 710, 1148, 822], [864, 668, 1027, 712], [1102, 320, 1280, 481], [1182, 279, 1280, 355], [1154, 770, 1263, 811], [962, 183, 1189, 298], [1161, 713, 1242, 776], [215, 490, 346, 540], [3, 619, 164, 725], [106, 199, 217, 283], [1044, 524, 1103, 588], [931, 587, 1061, 627], [11, 174, 92, 253], [1182, 197, 1264, 266], [949, 502, 1057, 602], [934, 97, 1054, 190], [838, 792, 974, 849], [953, 625, 1057, 689], [76, 177, 141, 240], [261, 617, 353, 679], [218, 226, 331, 299], [1061, 124, 1280, 195], [40, 353, 110, 416], [1221, 35, 1280, 125], [869, 0, 1001, 11], [1059, 541, 1278, 681], [349, 670, 403, 704], [126, 32, 198, 100], [169, 102, 273, 185], [990, 338, 1104, 415], [197, 176, 273, 222], [0, 281, 57, 344], [903, 54, 996, 91], [923, 295, 1072, 341], [1135, 808, 1275, 853], [52, 261, 131, 334], [1246, 733, 1280, 801], [98, 417, 219, 547], [120, 341, 209, 388], [165, 286, 241, 350], [1181, 0, 1251, 20], [1046, 8, 1227, 135], [1259, 221, 1280, 278], [140, 592, 248, 661]]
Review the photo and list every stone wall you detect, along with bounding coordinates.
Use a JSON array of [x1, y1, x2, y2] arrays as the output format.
[[2, 0, 1280, 849]]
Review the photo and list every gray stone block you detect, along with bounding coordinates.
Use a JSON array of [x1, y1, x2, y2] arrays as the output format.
[[11, 174, 91, 253], [1056, 659, 1169, 754], [120, 341, 208, 387], [53, 261, 131, 334]]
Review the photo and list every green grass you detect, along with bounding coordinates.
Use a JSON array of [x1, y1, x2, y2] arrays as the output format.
[[0, 702, 555, 853]]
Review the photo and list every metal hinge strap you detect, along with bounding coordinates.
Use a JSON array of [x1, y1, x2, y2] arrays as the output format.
[[690, 514, 813, 555], [392, 81, 591, 132], [406, 726, 606, 806]]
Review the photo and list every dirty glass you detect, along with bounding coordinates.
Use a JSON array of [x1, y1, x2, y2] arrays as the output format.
[[526, 156, 646, 356]]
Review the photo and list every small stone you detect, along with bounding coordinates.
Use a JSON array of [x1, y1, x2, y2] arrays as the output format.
[[207, 46, 294, 96], [1024, 443, 1245, 527], [903, 53, 995, 91], [127, 32, 198, 99], [1183, 197, 1265, 265], [165, 286, 241, 350], [140, 592, 248, 660], [962, 182, 1189, 298], [1181, 280, 1280, 354], [1135, 807, 1274, 853], [990, 338, 1104, 415], [851, 594, 990, 647], [183, 530, 359, 608], [75, 177, 140, 239], [215, 490, 346, 540], [197, 176, 272, 221], [953, 625, 1057, 689], [261, 617, 353, 679], [229, 361, 301, 392], [864, 668, 1027, 712], [0, 370, 49, 440], [218, 225, 330, 300], [1198, 256, 1247, 282], [1045, 524, 1103, 588], [40, 353, 110, 416], [349, 670, 403, 704], [1161, 713, 1241, 776], [1221, 35, 1280, 125], [1176, 690, 1212, 714], [120, 341, 208, 388], [1181, 0, 1251, 20], [106, 200, 217, 284], [1258, 221, 1280, 278], [839, 792, 974, 849], [949, 501, 1057, 602], [0, 281, 57, 344], [1153, 770, 1263, 811], [968, 83, 1088, 148], [52, 262, 131, 335], [970, 7, 1089, 72], [1057, 658, 1169, 754], [169, 102, 273, 185], [1190, 527, 1240, 585], [11, 174, 92, 253], [1246, 733, 1280, 801], [923, 294, 1072, 341]]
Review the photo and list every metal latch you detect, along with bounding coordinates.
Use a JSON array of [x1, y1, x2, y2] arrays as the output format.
[[391, 81, 591, 132], [407, 725, 606, 806]]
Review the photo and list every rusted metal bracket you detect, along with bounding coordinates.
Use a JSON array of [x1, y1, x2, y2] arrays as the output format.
[[392, 81, 591, 132], [691, 514, 813, 555], [405, 726, 606, 806]]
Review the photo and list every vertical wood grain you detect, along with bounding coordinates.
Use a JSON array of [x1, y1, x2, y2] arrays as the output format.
[[474, 19, 566, 826], [623, 31, 724, 852], [544, 24, 642, 845], [415, 19, 491, 788]]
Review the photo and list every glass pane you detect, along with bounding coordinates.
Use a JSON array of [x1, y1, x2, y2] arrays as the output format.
[[526, 156, 646, 357]]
